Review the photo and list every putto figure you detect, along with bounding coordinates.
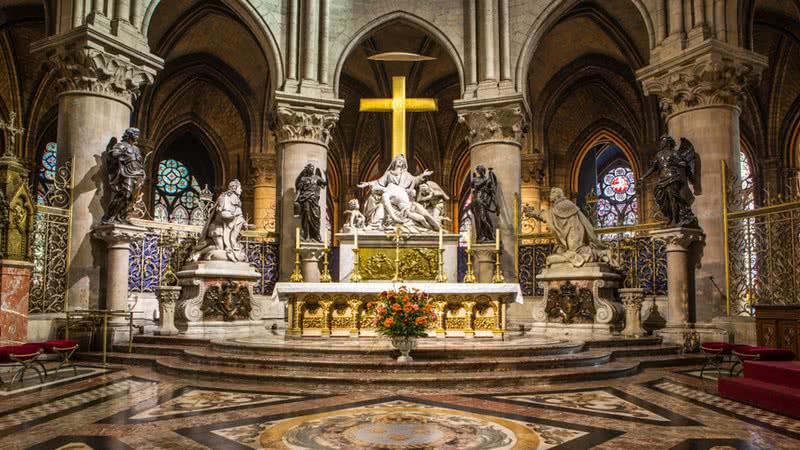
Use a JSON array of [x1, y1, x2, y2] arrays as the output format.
[[294, 163, 327, 242], [342, 199, 366, 232], [470, 165, 498, 243], [102, 128, 146, 224], [526, 188, 617, 268], [189, 179, 251, 262], [641, 135, 701, 228]]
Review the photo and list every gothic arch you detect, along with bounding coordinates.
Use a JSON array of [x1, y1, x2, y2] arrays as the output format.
[[141, 0, 283, 94], [332, 11, 465, 97], [515, 0, 654, 94], [568, 126, 640, 194], [150, 118, 227, 192]]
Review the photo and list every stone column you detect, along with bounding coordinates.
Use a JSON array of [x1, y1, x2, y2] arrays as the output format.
[[455, 95, 527, 280], [638, 41, 766, 322], [473, 244, 495, 283], [93, 224, 148, 326], [32, 33, 162, 310], [300, 242, 324, 282], [155, 286, 181, 336], [251, 153, 277, 232], [620, 288, 646, 338], [272, 94, 342, 281], [650, 228, 705, 327]]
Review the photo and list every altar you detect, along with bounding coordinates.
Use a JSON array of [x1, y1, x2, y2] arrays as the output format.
[[272, 282, 523, 339]]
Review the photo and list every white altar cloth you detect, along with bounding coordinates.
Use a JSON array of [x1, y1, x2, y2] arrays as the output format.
[[272, 282, 524, 305]]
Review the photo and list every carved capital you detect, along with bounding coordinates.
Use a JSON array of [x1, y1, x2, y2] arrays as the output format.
[[457, 103, 528, 147], [650, 227, 706, 251], [250, 153, 276, 186], [637, 41, 767, 117], [271, 105, 339, 146], [522, 153, 546, 186], [92, 223, 148, 247]]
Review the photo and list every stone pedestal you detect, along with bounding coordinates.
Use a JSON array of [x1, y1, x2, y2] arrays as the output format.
[[532, 262, 624, 337], [175, 260, 264, 336], [155, 286, 181, 336], [620, 288, 646, 338], [93, 224, 148, 325], [473, 244, 497, 283], [0, 260, 34, 343], [336, 232, 458, 282], [300, 242, 324, 282]]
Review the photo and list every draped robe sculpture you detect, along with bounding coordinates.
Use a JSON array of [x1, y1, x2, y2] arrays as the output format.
[[189, 179, 250, 262], [641, 135, 701, 229], [294, 164, 327, 242], [356, 155, 449, 233], [102, 128, 145, 224], [526, 188, 617, 268], [469, 165, 498, 243]]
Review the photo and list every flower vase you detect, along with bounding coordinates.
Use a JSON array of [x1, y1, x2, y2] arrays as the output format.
[[391, 336, 417, 363]]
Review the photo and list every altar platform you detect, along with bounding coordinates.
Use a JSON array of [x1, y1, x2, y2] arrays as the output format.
[[272, 282, 523, 338]]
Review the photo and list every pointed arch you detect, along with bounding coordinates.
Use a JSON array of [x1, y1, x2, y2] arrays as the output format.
[[332, 11, 465, 97], [569, 127, 639, 195]]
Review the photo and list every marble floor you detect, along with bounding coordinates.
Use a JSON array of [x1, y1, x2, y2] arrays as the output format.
[[0, 362, 798, 449]]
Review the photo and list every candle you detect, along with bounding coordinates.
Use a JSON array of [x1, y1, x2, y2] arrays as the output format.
[[295, 227, 300, 250], [438, 227, 443, 249], [354, 227, 359, 249], [324, 228, 328, 250], [495, 228, 500, 251], [467, 232, 471, 252]]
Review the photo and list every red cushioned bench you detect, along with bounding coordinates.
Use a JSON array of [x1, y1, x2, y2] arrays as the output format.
[[0, 344, 47, 388], [700, 342, 754, 378], [38, 340, 79, 377], [719, 360, 800, 418], [731, 346, 795, 376]]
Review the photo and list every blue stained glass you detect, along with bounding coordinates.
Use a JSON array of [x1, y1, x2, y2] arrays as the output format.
[[37, 142, 58, 205], [155, 159, 206, 224]]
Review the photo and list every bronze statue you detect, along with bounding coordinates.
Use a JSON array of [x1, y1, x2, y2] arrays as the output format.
[[294, 163, 327, 242], [470, 165, 498, 243], [102, 128, 145, 224], [189, 179, 251, 262], [641, 135, 701, 228]]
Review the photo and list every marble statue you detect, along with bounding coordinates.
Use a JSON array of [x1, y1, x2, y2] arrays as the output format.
[[525, 187, 617, 268], [641, 135, 701, 228], [294, 163, 327, 242], [102, 128, 145, 224], [342, 198, 366, 232], [189, 179, 251, 262], [470, 165, 498, 242], [356, 155, 449, 233]]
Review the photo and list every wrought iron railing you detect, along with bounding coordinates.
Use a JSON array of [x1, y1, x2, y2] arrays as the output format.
[[127, 219, 279, 295], [517, 222, 667, 296], [723, 160, 800, 316], [29, 160, 73, 314]]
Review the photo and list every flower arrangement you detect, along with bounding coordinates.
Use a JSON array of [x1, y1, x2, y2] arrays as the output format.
[[367, 287, 437, 338]]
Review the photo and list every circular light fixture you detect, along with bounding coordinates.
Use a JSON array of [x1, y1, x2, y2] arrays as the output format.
[[368, 52, 436, 61]]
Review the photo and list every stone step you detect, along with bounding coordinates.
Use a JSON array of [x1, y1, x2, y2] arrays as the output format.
[[76, 352, 160, 366], [179, 348, 614, 373], [132, 335, 211, 347], [620, 353, 707, 368], [584, 336, 663, 348], [111, 343, 188, 356], [604, 344, 682, 357], [153, 356, 640, 387]]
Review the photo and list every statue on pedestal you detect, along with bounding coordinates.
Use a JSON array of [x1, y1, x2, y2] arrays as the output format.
[[189, 179, 251, 262], [102, 128, 145, 224], [526, 187, 617, 268], [356, 155, 449, 233], [641, 135, 701, 228], [469, 165, 498, 242], [294, 163, 327, 242]]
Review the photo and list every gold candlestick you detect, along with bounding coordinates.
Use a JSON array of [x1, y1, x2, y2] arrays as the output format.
[[320, 246, 332, 283], [434, 248, 447, 282], [290, 247, 304, 282], [492, 247, 505, 283], [463, 247, 477, 283], [350, 247, 363, 283], [387, 225, 405, 283]]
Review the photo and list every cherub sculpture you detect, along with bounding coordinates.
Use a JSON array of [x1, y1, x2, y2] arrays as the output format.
[[342, 198, 366, 232], [641, 135, 701, 228]]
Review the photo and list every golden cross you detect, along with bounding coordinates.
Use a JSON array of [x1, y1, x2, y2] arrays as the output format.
[[0, 111, 25, 158], [359, 76, 437, 159]]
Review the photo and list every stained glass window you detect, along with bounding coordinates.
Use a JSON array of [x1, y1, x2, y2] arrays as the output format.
[[154, 159, 209, 225], [596, 166, 637, 227], [458, 173, 473, 246], [36, 142, 58, 205], [740, 150, 755, 210]]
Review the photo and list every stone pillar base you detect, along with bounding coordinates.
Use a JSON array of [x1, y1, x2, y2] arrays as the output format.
[[300, 243, 324, 282], [155, 286, 182, 336], [0, 260, 34, 343], [620, 288, 646, 338], [473, 244, 496, 283]]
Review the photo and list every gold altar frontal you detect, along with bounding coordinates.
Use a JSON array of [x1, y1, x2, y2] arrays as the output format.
[[273, 283, 523, 339]]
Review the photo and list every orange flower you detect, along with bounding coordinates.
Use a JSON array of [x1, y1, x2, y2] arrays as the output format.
[[415, 317, 427, 325], [383, 317, 395, 327], [391, 303, 401, 311], [403, 303, 413, 312]]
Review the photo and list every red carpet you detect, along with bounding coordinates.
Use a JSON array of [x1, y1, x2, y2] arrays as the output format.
[[718, 361, 800, 418]]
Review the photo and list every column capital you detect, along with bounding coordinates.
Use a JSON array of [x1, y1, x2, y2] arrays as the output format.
[[31, 27, 163, 107], [250, 153, 277, 186], [271, 92, 343, 146], [454, 94, 528, 147], [650, 227, 706, 252], [92, 223, 148, 247], [637, 40, 767, 118]]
